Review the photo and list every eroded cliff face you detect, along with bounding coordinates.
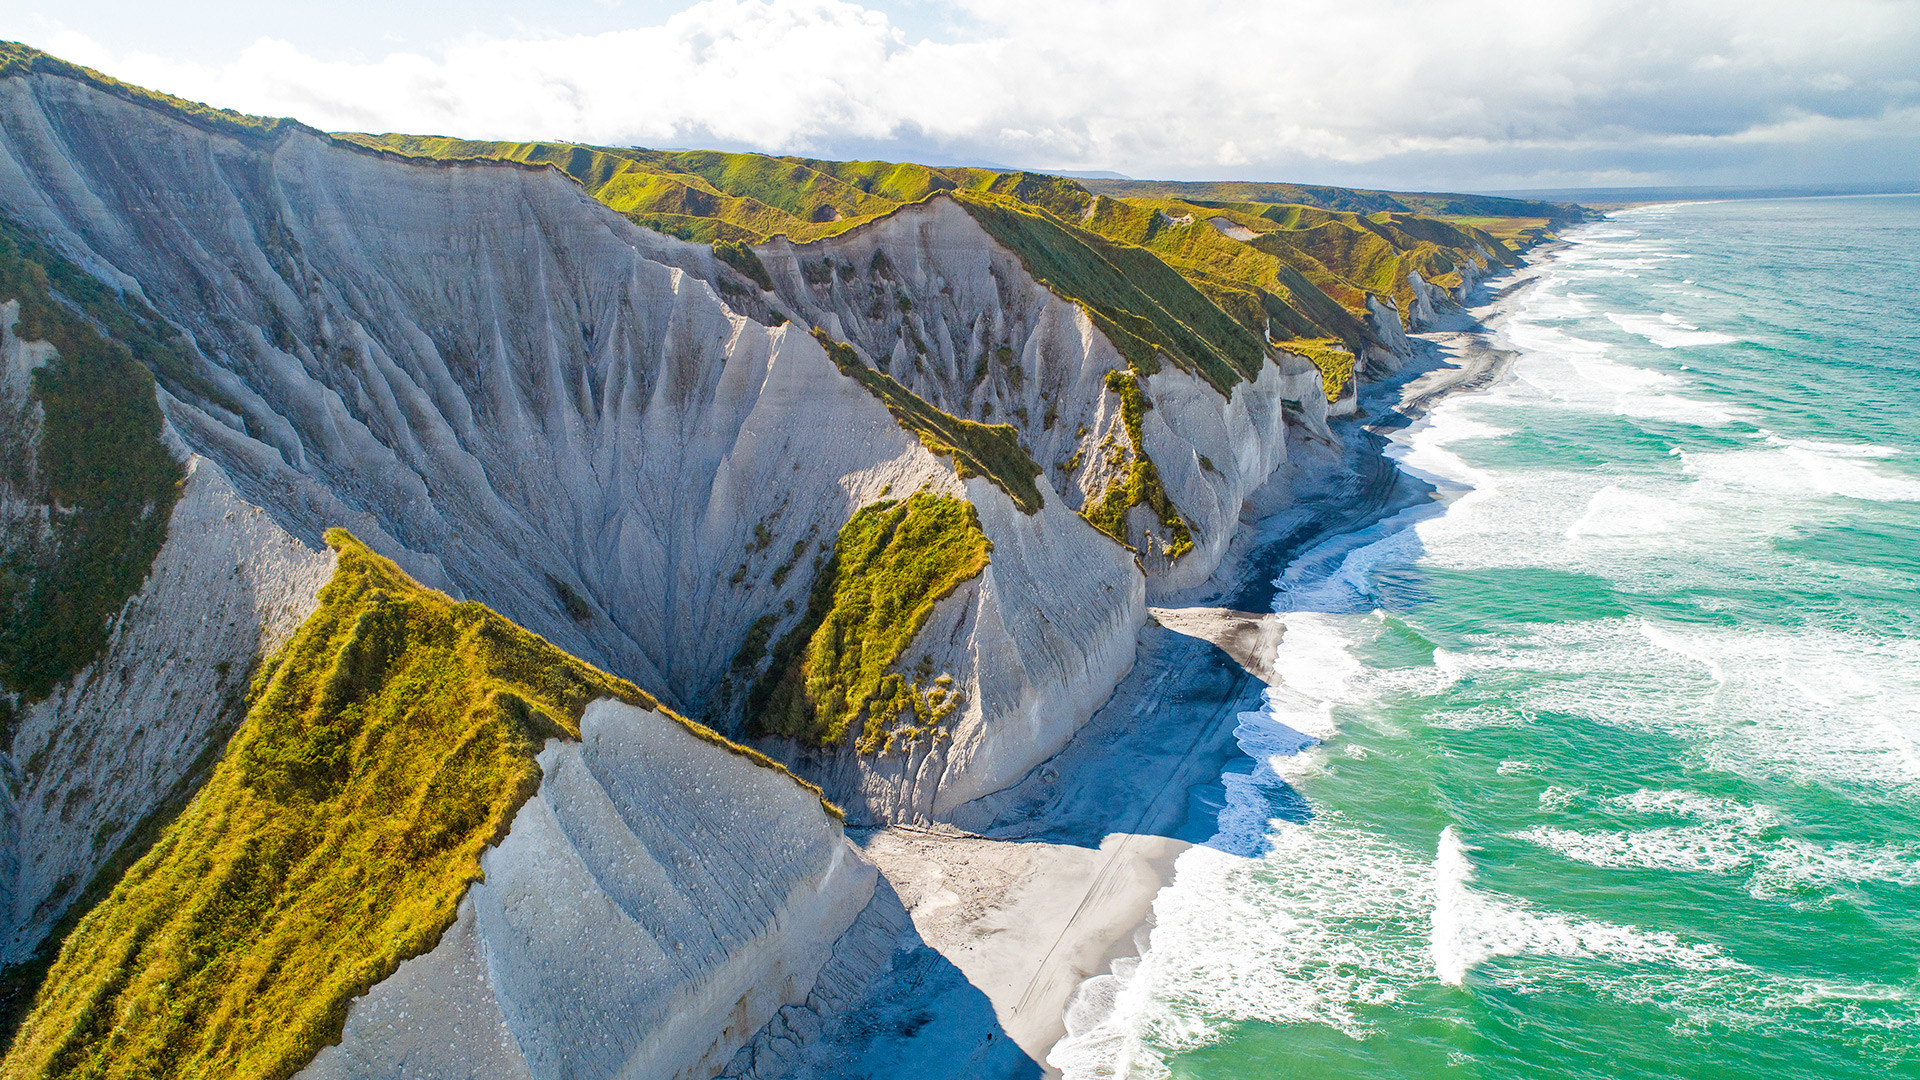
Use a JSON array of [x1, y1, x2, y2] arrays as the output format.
[[0, 454, 332, 968], [0, 71, 943, 713], [0, 49, 1513, 1080], [0, 70, 1331, 826], [301, 699, 874, 1080], [760, 196, 1332, 596]]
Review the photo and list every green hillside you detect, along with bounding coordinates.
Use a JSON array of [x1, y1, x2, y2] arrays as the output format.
[[1078, 177, 1591, 231], [1, 532, 828, 1080], [0, 217, 187, 726], [336, 133, 1018, 243], [1076, 196, 1527, 331], [341, 133, 1573, 372]]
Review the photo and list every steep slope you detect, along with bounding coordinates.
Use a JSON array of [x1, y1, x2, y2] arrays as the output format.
[[340, 134, 1570, 385], [0, 41, 1554, 1079], [0, 217, 339, 1020], [0, 62, 931, 707], [335, 133, 1012, 244], [758, 194, 1330, 591], [0, 54, 1157, 829], [4, 532, 862, 1080]]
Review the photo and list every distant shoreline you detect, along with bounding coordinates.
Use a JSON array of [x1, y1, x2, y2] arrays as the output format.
[[1488, 183, 1920, 212]]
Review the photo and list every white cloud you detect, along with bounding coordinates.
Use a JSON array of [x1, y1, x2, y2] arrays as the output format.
[[10, 0, 1920, 187]]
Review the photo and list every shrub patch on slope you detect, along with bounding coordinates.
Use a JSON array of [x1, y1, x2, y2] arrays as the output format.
[[0, 217, 185, 716], [1283, 337, 1358, 403], [751, 493, 990, 753], [0, 531, 828, 1080], [1080, 370, 1193, 560]]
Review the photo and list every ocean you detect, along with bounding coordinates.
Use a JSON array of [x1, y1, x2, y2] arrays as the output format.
[[1053, 194, 1920, 1079]]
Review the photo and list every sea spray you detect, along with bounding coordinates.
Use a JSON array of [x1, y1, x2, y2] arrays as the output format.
[[1429, 826, 1474, 985]]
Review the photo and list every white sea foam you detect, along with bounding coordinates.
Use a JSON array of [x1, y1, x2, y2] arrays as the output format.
[[1761, 431, 1907, 458], [1681, 444, 1920, 502], [1496, 309, 1740, 426], [1434, 827, 1739, 987], [1055, 215, 1920, 1074], [1515, 789, 1920, 907], [1539, 785, 1584, 812], [1271, 510, 1433, 613], [1052, 822, 1440, 1080], [1421, 617, 1920, 795], [1639, 621, 1727, 685], [1605, 311, 1739, 349], [1566, 484, 1698, 538]]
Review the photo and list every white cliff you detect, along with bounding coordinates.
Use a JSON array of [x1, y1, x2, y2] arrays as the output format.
[[299, 699, 876, 1080], [0, 60, 1358, 1080], [0, 450, 334, 965], [760, 194, 1331, 598]]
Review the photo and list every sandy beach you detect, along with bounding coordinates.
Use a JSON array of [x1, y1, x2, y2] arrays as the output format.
[[776, 269, 1545, 1078]]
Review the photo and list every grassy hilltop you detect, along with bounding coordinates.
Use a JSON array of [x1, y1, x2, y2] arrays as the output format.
[[340, 133, 1582, 363]]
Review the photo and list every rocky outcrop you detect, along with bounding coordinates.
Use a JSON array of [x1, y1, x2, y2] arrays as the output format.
[[1146, 606, 1285, 686], [1363, 294, 1417, 375], [1406, 262, 1492, 328], [300, 699, 875, 1080]]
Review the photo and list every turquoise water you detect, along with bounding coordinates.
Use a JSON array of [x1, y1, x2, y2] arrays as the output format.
[[1054, 195, 1920, 1079]]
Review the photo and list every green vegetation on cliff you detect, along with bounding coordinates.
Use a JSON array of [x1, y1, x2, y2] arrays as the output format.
[[0, 218, 185, 716], [335, 133, 1021, 243], [1074, 195, 1522, 341], [813, 329, 1044, 513], [1, 531, 828, 1080], [347, 127, 1546, 405], [335, 128, 1573, 368], [1081, 371, 1194, 559], [1076, 177, 1591, 231], [954, 193, 1267, 394], [751, 493, 990, 753], [1282, 337, 1358, 402]]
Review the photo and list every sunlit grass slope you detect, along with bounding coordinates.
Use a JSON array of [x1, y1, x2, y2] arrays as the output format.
[[953, 193, 1267, 394], [1077, 177, 1588, 230], [813, 329, 1045, 512], [335, 130, 1574, 397], [1081, 370, 1193, 558], [336, 133, 1033, 243], [751, 493, 991, 754], [1075, 195, 1525, 334], [1, 531, 826, 1080]]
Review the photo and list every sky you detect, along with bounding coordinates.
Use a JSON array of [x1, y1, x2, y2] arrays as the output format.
[[4, 0, 1918, 192]]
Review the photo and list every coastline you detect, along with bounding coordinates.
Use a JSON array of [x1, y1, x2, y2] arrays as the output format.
[[777, 253, 1556, 1078]]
